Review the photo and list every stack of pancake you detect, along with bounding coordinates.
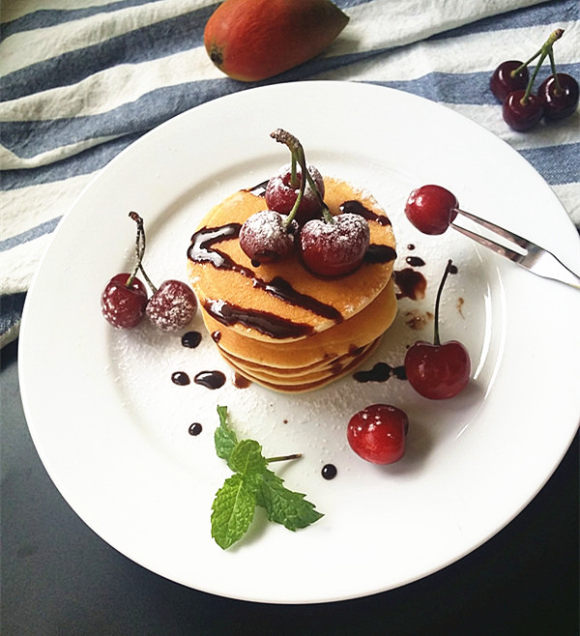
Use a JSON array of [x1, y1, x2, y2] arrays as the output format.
[[187, 177, 398, 393]]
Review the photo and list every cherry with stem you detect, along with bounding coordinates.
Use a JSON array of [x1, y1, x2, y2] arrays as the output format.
[[269, 130, 371, 277], [239, 129, 331, 264], [404, 259, 471, 400], [101, 212, 150, 328], [502, 29, 563, 131], [537, 45, 579, 121]]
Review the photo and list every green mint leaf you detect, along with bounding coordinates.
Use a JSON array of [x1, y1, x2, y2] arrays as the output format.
[[257, 469, 324, 531], [228, 439, 267, 477], [214, 405, 238, 461], [211, 473, 256, 550]]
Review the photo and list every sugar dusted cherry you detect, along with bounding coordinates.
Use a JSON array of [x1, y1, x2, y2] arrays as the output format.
[[102, 212, 198, 333], [265, 163, 325, 225], [146, 280, 197, 332], [239, 209, 296, 264], [347, 404, 409, 464], [101, 273, 148, 328], [405, 185, 458, 235], [299, 213, 370, 277]]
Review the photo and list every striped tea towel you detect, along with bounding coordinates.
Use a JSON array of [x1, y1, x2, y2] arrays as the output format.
[[1, 0, 579, 348]]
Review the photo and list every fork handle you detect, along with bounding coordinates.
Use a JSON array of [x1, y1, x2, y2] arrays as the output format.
[[538, 250, 580, 290]]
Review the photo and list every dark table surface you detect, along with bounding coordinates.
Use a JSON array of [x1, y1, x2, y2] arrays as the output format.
[[1, 338, 578, 635]]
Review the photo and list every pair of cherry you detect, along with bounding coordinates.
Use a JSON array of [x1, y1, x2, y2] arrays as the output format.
[[347, 185, 471, 465], [101, 212, 197, 331], [239, 129, 370, 277], [490, 29, 578, 131]]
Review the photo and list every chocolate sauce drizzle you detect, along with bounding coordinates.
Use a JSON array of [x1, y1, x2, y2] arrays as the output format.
[[340, 200, 392, 226], [203, 298, 313, 339], [353, 362, 406, 383], [364, 244, 397, 264], [187, 198, 397, 340], [188, 224, 342, 325], [244, 179, 268, 197], [339, 200, 396, 264], [394, 268, 427, 300]]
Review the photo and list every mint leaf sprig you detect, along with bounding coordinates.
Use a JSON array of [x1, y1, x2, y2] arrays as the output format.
[[211, 406, 324, 550]]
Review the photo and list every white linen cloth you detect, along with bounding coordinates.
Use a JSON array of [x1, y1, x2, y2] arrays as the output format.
[[1, 0, 579, 346]]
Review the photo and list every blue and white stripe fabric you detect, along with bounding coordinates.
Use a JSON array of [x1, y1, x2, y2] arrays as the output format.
[[1, 0, 578, 347]]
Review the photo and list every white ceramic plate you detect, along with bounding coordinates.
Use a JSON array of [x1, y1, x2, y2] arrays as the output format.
[[19, 82, 580, 604]]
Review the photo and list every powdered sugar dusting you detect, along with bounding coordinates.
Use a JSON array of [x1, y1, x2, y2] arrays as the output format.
[[146, 280, 197, 332]]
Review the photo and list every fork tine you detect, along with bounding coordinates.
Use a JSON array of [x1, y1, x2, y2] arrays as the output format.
[[456, 208, 530, 250], [451, 222, 525, 263]]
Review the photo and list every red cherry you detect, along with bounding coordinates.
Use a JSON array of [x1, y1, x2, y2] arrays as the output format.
[[101, 273, 148, 328], [347, 404, 409, 464], [405, 185, 458, 235], [490, 60, 529, 102], [538, 73, 579, 120], [265, 164, 325, 225], [146, 280, 197, 331], [404, 260, 471, 399], [299, 213, 370, 276], [239, 210, 296, 264], [502, 90, 543, 131], [405, 340, 470, 400]]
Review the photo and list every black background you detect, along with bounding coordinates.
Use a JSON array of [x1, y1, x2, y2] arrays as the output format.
[[2, 339, 578, 635]]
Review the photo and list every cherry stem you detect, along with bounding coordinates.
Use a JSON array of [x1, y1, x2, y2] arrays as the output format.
[[433, 259, 454, 346], [512, 28, 564, 77], [290, 154, 298, 188], [128, 212, 157, 293], [266, 453, 302, 463], [270, 128, 333, 227], [547, 48, 562, 94], [520, 29, 564, 104]]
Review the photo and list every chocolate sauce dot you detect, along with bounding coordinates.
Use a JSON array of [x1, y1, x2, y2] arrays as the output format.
[[188, 422, 202, 436], [407, 243, 415, 250], [181, 331, 202, 348], [233, 372, 251, 389], [171, 371, 190, 386], [194, 370, 226, 389], [211, 330, 222, 343], [405, 256, 425, 267], [449, 263, 458, 274], [321, 464, 337, 480]]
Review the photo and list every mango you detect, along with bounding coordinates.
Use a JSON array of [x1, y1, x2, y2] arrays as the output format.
[[204, 0, 349, 82]]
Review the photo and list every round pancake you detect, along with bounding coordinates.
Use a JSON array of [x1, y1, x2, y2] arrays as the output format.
[[201, 279, 397, 369], [187, 177, 396, 344], [219, 338, 382, 393], [219, 340, 378, 383]]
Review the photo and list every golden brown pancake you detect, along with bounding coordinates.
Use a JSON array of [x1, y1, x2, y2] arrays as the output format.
[[201, 279, 397, 370], [219, 338, 382, 393], [187, 177, 396, 344], [219, 340, 377, 383], [187, 175, 397, 393]]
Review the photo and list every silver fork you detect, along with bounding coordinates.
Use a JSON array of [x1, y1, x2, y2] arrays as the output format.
[[451, 209, 580, 290]]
